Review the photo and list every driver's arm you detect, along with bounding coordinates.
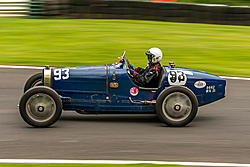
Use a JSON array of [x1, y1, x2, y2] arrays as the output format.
[[133, 70, 157, 85], [129, 64, 145, 74], [135, 67, 145, 74], [132, 66, 162, 86]]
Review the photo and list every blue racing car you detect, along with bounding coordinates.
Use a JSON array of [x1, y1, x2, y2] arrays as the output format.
[[19, 51, 226, 127]]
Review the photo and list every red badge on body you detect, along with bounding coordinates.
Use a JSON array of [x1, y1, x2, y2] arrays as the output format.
[[130, 87, 139, 96]]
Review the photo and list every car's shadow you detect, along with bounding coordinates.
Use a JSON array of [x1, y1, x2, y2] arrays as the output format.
[[60, 113, 160, 123]]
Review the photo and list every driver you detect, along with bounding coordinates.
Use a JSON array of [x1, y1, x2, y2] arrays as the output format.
[[128, 48, 163, 88]]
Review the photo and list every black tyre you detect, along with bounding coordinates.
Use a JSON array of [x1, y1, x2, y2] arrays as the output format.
[[24, 73, 43, 93], [156, 86, 198, 127], [19, 86, 62, 128]]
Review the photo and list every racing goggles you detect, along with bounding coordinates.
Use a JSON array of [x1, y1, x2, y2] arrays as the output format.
[[146, 51, 154, 59]]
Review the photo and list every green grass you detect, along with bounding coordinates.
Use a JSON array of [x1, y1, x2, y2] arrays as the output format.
[[177, 0, 250, 6], [0, 164, 185, 167], [0, 18, 250, 77]]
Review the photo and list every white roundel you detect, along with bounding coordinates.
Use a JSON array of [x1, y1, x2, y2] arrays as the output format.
[[168, 70, 187, 86], [194, 81, 206, 88]]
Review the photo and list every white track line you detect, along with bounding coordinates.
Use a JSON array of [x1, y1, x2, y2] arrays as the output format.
[[0, 65, 43, 70], [0, 0, 29, 2], [0, 159, 250, 167], [1, 65, 250, 81], [219, 76, 250, 81]]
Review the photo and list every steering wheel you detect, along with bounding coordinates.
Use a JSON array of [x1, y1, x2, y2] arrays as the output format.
[[117, 51, 133, 77], [125, 57, 134, 78], [116, 51, 126, 64], [125, 57, 129, 68]]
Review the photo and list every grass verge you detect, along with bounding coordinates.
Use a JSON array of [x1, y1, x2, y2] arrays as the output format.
[[0, 18, 250, 77]]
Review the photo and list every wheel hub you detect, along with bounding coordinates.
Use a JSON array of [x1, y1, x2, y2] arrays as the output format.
[[26, 93, 56, 123], [37, 106, 45, 112], [174, 104, 181, 111], [162, 92, 192, 122]]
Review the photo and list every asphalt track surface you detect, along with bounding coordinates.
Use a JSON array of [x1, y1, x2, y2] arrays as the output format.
[[0, 68, 250, 164]]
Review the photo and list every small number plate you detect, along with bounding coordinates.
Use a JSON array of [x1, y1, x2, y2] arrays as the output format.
[[110, 82, 119, 88]]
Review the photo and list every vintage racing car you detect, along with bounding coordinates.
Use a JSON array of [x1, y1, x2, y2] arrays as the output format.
[[19, 51, 226, 127]]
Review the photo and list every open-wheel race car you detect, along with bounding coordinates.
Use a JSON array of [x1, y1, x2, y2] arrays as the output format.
[[19, 51, 226, 127]]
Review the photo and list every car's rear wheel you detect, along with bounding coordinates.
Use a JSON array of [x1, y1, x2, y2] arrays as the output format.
[[156, 86, 198, 127], [24, 73, 43, 93], [19, 86, 62, 128]]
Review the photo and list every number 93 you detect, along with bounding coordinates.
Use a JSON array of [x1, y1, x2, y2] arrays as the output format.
[[54, 69, 70, 80]]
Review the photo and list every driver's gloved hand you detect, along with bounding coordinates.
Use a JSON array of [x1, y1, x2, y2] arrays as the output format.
[[128, 64, 135, 70], [129, 69, 137, 76]]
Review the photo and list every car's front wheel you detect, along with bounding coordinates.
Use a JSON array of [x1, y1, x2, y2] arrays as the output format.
[[24, 73, 43, 93], [156, 86, 198, 127], [19, 86, 62, 128]]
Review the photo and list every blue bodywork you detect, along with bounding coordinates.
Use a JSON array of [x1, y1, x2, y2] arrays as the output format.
[[49, 59, 226, 113]]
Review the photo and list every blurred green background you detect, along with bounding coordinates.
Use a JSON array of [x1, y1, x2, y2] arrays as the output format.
[[0, 18, 250, 77]]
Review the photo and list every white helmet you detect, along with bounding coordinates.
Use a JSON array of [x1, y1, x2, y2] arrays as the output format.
[[145, 48, 163, 63]]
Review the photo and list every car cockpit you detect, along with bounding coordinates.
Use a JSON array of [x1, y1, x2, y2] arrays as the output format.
[[113, 51, 166, 89]]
